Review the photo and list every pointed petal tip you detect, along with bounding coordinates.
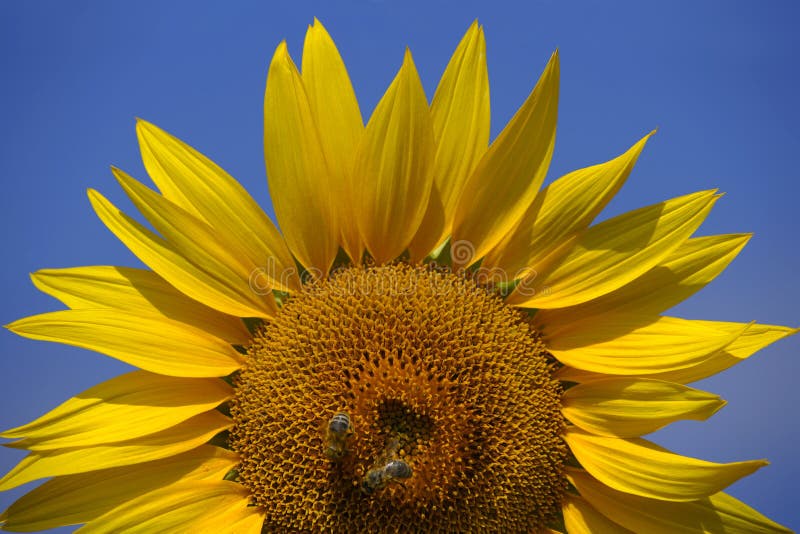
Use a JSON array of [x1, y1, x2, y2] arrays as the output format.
[[270, 41, 301, 76], [627, 130, 656, 153], [110, 167, 133, 187], [464, 19, 481, 36], [4, 316, 24, 333], [135, 119, 165, 141], [400, 47, 419, 74], [690, 188, 720, 200], [28, 271, 47, 293], [543, 49, 560, 77], [272, 40, 290, 61], [305, 18, 333, 45]]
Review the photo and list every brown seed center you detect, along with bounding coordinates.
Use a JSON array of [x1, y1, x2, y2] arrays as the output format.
[[229, 264, 568, 532]]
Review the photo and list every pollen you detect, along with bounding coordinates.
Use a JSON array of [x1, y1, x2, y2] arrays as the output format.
[[229, 264, 568, 532]]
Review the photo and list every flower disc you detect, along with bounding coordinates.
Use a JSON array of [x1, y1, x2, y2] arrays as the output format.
[[230, 264, 567, 532]]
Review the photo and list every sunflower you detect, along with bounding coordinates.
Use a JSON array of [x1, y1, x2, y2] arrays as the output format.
[[0, 18, 795, 533]]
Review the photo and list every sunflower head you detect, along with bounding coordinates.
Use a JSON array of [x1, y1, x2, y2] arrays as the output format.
[[0, 17, 794, 534]]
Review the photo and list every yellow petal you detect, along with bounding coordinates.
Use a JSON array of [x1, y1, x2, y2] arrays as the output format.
[[562, 494, 634, 533], [553, 365, 604, 383], [536, 233, 750, 325], [564, 428, 767, 502], [136, 120, 299, 292], [225, 508, 266, 534], [543, 314, 745, 375], [0, 411, 231, 491], [568, 468, 792, 534], [508, 190, 719, 309], [558, 323, 798, 385], [2, 371, 231, 450], [562, 377, 725, 438], [302, 18, 364, 263], [264, 41, 338, 274], [77, 480, 252, 534], [451, 51, 559, 268], [31, 266, 250, 345], [1, 445, 236, 531], [113, 169, 277, 315], [89, 189, 274, 319], [353, 49, 435, 264], [408, 21, 490, 260], [647, 322, 798, 384], [484, 132, 654, 276], [6, 309, 245, 378]]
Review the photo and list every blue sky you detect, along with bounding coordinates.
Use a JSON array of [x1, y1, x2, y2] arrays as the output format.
[[1, 1, 798, 531]]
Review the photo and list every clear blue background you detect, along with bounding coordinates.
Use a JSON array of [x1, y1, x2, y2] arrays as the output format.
[[1, 1, 797, 531]]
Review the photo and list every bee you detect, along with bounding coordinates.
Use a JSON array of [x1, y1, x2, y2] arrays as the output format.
[[361, 458, 413, 495], [325, 412, 354, 459]]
